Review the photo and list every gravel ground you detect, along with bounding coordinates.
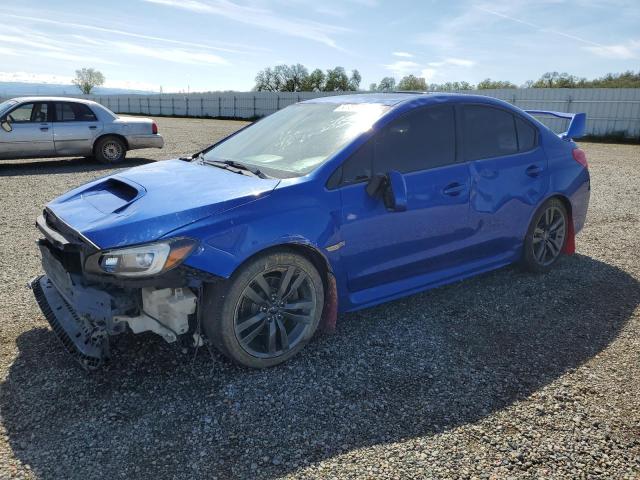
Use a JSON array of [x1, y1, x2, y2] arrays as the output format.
[[0, 117, 638, 479]]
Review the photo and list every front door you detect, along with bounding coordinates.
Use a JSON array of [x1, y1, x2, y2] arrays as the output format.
[[335, 104, 473, 303], [52, 102, 102, 156], [0, 102, 53, 159]]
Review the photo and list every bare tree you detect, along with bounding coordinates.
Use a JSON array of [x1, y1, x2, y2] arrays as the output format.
[[72, 68, 105, 94]]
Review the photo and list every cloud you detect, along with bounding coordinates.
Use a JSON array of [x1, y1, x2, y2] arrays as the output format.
[[144, 0, 349, 49], [6, 13, 256, 54], [393, 51, 414, 58], [428, 58, 475, 67], [112, 41, 229, 65], [584, 40, 640, 59], [0, 71, 74, 84], [383, 60, 421, 76], [421, 68, 437, 81]]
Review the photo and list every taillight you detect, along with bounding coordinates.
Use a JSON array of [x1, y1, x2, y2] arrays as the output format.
[[572, 148, 588, 169], [152, 121, 158, 135]]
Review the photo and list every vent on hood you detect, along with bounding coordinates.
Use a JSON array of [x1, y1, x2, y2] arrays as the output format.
[[81, 178, 145, 214]]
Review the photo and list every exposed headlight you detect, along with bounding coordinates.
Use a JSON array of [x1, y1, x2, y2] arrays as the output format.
[[85, 238, 197, 278]]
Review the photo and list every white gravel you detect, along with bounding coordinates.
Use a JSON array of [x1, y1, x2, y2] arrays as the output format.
[[0, 118, 638, 479]]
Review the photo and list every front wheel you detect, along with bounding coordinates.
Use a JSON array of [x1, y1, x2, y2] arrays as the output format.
[[202, 250, 324, 368], [522, 198, 568, 272]]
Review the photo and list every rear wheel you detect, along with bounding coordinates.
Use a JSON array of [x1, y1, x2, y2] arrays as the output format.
[[203, 250, 324, 368], [522, 198, 568, 272], [94, 136, 126, 164]]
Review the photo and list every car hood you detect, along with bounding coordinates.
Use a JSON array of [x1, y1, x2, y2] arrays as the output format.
[[46, 160, 280, 248]]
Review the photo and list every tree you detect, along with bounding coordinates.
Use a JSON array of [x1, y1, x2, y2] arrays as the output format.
[[348, 69, 362, 91], [377, 77, 396, 92], [476, 78, 517, 89], [302, 69, 326, 91], [397, 75, 427, 91], [72, 68, 105, 94], [324, 67, 350, 91]]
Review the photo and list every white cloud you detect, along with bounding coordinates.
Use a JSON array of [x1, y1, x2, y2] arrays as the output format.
[[584, 40, 640, 59], [421, 68, 437, 81], [383, 60, 421, 76], [428, 58, 475, 67], [0, 71, 74, 84], [144, 0, 349, 49], [393, 51, 414, 58], [6, 13, 255, 54], [112, 42, 229, 65]]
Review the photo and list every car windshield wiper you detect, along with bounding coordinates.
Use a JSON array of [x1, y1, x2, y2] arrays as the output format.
[[197, 154, 270, 179]]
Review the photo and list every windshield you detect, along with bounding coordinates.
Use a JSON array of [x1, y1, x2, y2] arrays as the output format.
[[203, 102, 389, 178], [0, 100, 18, 115]]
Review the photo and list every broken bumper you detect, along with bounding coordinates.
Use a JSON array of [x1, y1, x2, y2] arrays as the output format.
[[30, 240, 199, 370], [30, 275, 110, 370]]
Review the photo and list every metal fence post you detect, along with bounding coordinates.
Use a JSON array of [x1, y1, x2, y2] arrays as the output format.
[[147, 97, 151, 114], [117, 97, 121, 112], [218, 96, 221, 117], [171, 97, 175, 116], [276, 95, 280, 111], [233, 96, 237, 118], [200, 97, 204, 116], [186, 96, 189, 116], [159, 96, 162, 115]]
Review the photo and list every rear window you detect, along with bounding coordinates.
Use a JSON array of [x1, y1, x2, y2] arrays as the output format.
[[462, 105, 518, 161], [515, 116, 537, 151]]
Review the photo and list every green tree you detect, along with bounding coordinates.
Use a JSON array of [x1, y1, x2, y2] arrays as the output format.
[[397, 75, 427, 91], [302, 68, 326, 91], [348, 69, 362, 91], [72, 68, 105, 94], [476, 78, 517, 89], [324, 67, 350, 91], [377, 77, 396, 92]]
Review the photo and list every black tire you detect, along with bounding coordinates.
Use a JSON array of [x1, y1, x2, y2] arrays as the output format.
[[94, 136, 126, 164], [522, 198, 568, 273], [202, 250, 324, 368]]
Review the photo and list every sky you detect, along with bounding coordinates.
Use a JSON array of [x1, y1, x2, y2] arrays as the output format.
[[1, 0, 639, 93]]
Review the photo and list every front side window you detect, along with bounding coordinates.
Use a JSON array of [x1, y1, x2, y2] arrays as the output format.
[[462, 105, 518, 161], [55, 102, 97, 122], [375, 104, 456, 174], [7, 103, 48, 123], [203, 103, 389, 178]]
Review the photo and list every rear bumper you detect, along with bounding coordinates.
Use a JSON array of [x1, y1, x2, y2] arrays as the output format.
[[126, 134, 164, 150]]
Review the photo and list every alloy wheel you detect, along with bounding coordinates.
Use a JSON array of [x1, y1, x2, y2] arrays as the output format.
[[532, 206, 566, 266], [233, 266, 317, 358]]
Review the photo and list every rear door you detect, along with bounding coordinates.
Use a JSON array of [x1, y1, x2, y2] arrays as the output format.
[[52, 102, 102, 156], [462, 104, 549, 261], [0, 102, 54, 159], [336, 104, 473, 298]]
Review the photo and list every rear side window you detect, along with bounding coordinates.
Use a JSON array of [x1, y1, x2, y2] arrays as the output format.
[[55, 102, 97, 122], [376, 105, 456, 173], [462, 105, 518, 161], [515, 116, 537, 151]]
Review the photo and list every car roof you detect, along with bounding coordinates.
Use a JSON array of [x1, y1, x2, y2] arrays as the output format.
[[8, 96, 98, 105], [302, 92, 501, 107]]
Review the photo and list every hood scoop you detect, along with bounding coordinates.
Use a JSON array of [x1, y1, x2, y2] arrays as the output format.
[[81, 178, 146, 214]]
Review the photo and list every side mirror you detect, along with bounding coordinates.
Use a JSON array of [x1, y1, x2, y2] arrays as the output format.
[[366, 170, 407, 212], [0, 117, 11, 132]]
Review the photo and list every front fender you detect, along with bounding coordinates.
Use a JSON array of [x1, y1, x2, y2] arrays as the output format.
[[166, 183, 343, 280]]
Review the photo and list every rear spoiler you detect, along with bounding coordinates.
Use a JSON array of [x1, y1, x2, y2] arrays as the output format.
[[524, 110, 586, 140]]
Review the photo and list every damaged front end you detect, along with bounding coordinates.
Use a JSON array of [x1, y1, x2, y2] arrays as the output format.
[[29, 209, 212, 370]]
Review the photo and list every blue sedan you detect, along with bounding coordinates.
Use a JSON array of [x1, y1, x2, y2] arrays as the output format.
[[30, 93, 590, 369]]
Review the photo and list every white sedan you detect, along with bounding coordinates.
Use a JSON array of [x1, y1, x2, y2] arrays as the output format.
[[0, 97, 164, 163]]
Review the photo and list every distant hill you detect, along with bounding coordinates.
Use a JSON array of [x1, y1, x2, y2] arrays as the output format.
[[0, 82, 153, 98]]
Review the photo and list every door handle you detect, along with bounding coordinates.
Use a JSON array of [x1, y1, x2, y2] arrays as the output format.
[[442, 182, 466, 196], [526, 165, 543, 177], [40, 127, 49, 131], [89, 126, 97, 130]]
